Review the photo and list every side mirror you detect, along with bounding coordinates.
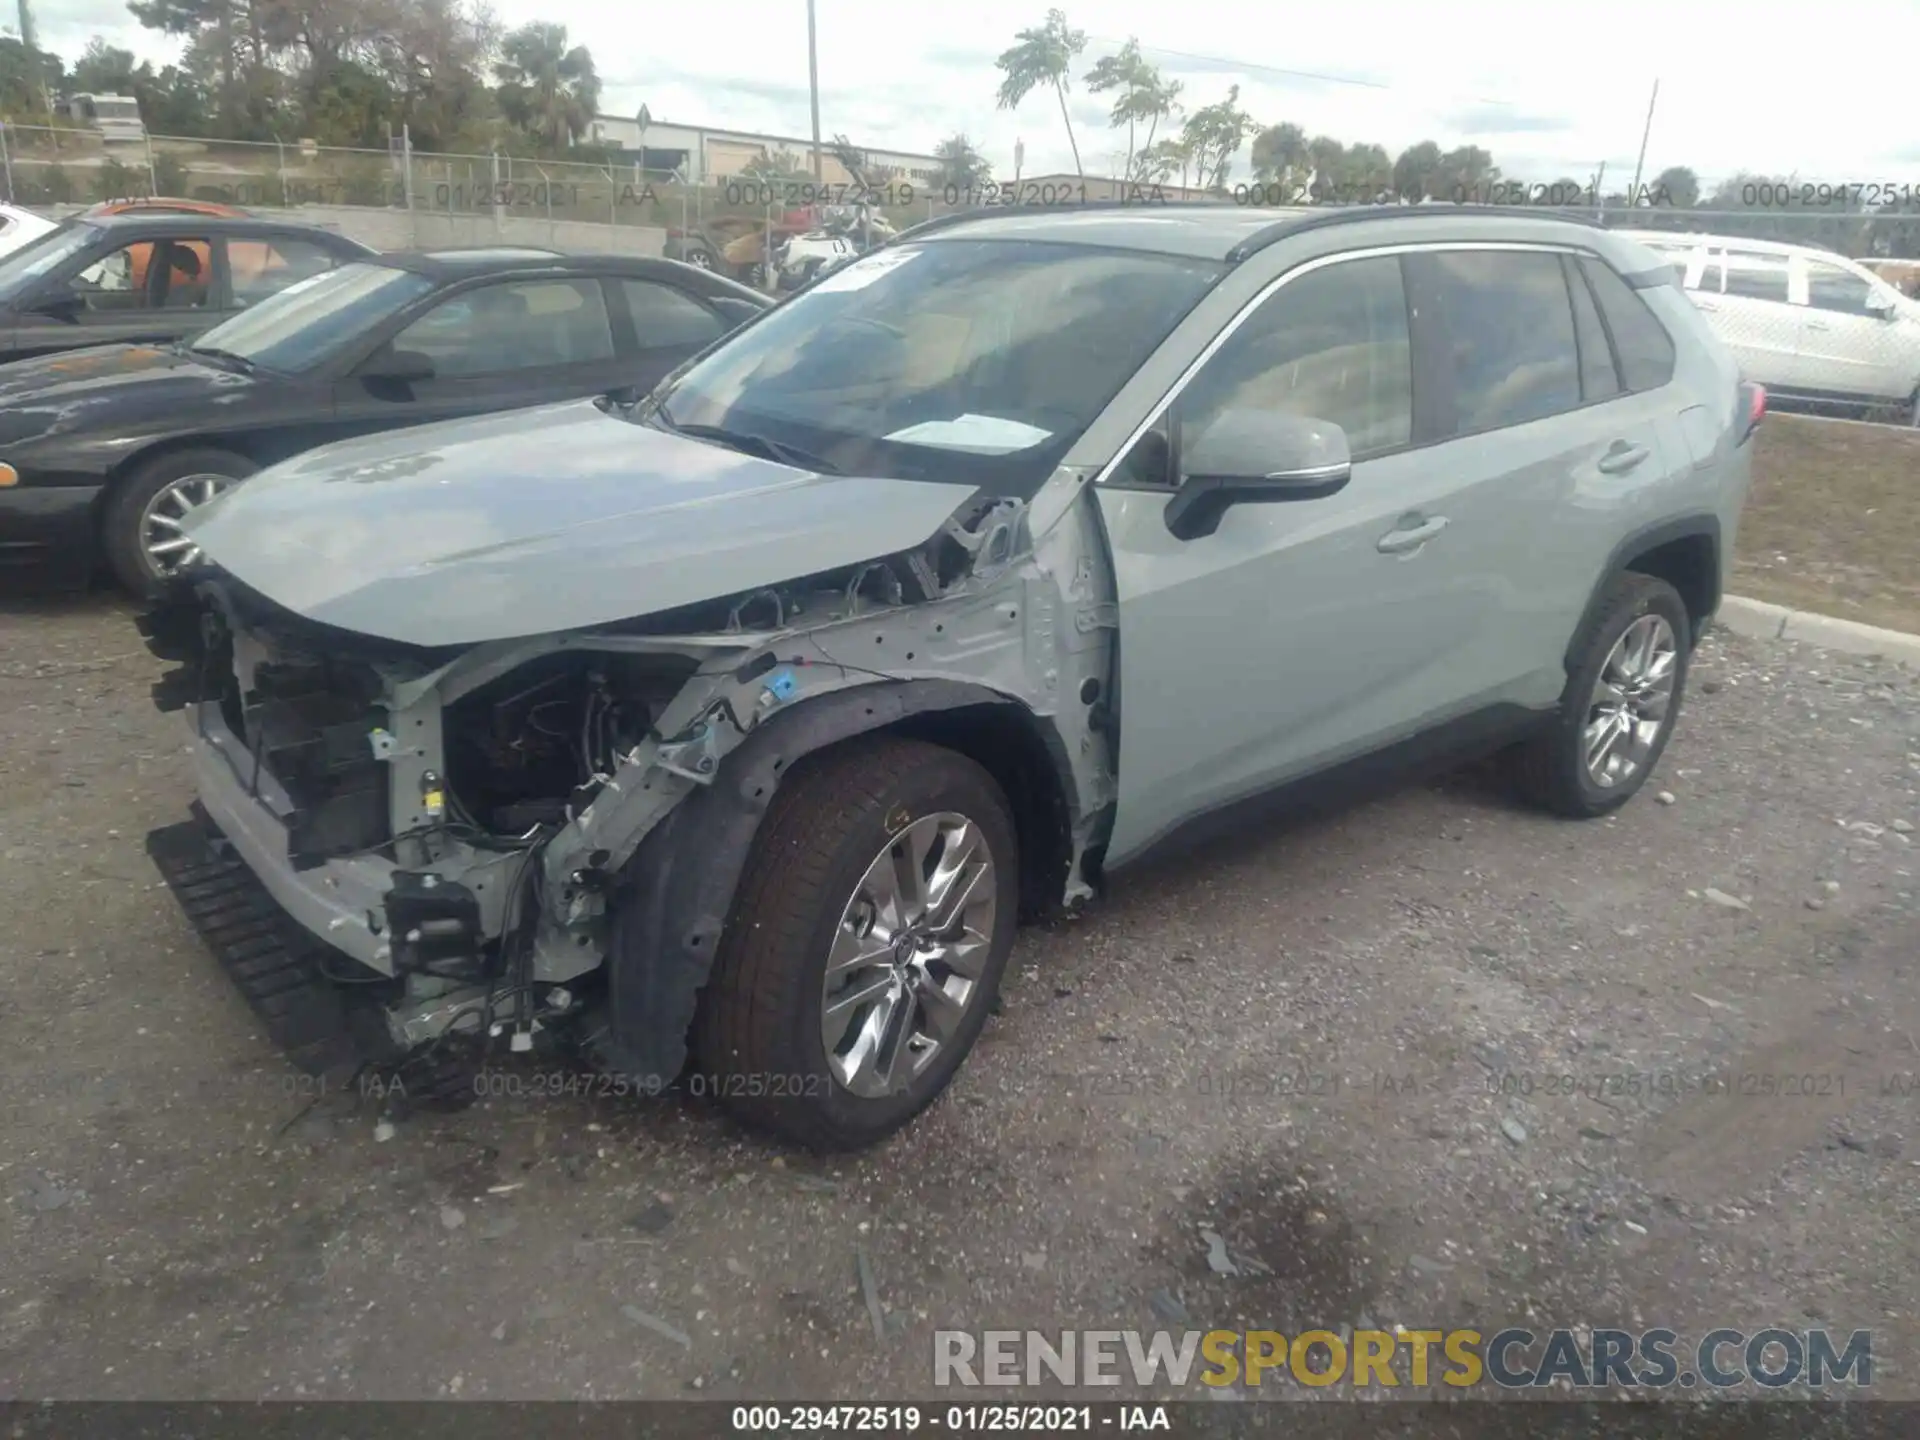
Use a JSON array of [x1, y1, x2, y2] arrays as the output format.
[[26, 288, 83, 320], [358, 347, 436, 384], [1865, 290, 1898, 320], [1164, 410, 1354, 541]]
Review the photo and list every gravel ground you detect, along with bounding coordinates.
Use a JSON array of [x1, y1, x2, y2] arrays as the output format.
[[1, 594, 1917, 1402]]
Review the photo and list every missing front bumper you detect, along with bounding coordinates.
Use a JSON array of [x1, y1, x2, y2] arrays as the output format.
[[145, 806, 402, 1079]]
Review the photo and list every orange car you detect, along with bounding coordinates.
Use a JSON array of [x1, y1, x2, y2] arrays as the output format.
[[80, 198, 317, 303]]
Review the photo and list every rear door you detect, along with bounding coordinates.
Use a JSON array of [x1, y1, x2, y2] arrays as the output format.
[[607, 275, 734, 393], [1693, 245, 1801, 388], [1790, 257, 1912, 402], [11, 232, 221, 358], [331, 274, 624, 441]]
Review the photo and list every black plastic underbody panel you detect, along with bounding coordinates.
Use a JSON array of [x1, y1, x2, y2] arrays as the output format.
[[145, 807, 398, 1079]]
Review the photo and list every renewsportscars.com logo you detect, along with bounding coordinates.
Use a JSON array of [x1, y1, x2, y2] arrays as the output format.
[[933, 1327, 1873, 1390]]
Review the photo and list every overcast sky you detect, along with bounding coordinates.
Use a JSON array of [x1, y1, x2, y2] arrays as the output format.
[[35, 0, 1920, 187]]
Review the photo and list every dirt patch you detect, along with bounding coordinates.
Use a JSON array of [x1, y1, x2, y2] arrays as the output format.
[[1735, 415, 1920, 634]]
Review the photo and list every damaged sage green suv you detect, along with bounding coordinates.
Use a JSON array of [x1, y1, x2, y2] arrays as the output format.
[[142, 204, 1758, 1149]]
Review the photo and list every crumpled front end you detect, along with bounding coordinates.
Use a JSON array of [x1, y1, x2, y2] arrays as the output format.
[[139, 483, 1117, 1084]]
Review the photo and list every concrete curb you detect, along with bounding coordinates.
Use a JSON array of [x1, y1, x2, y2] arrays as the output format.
[[1716, 594, 1920, 667]]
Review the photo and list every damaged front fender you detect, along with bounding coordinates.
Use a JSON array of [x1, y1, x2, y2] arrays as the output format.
[[583, 677, 1021, 1085]]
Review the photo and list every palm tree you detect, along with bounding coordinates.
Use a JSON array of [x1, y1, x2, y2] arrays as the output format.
[[994, 9, 1087, 178], [493, 22, 600, 151], [1084, 38, 1181, 182]]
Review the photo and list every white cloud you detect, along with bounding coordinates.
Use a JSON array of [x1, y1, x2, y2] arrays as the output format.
[[62, 0, 1920, 186]]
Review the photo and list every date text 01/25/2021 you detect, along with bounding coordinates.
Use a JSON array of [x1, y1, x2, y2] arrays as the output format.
[[729, 1405, 1170, 1432]]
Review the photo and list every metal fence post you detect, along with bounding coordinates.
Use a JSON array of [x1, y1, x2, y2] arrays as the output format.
[[0, 125, 13, 203], [144, 130, 157, 195], [403, 124, 417, 247], [490, 150, 503, 239], [277, 138, 287, 208]]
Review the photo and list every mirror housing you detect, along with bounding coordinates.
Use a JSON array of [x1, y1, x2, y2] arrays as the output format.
[[26, 288, 83, 320], [359, 347, 436, 385], [1164, 411, 1354, 540], [1864, 289, 1899, 320]]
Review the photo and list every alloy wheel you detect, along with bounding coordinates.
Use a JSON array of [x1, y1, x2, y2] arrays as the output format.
[[1583, 613, 1678, 788], [819, 812, 998, 1099], [139, 472, 238, 579]]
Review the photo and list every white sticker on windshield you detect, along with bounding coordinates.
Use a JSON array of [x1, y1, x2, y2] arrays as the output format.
[[810, 246, 922, 293], [884, 413, 1054, 454]]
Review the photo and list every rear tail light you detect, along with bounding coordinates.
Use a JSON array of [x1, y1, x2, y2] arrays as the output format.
[[1737, 381, 1765, 443]]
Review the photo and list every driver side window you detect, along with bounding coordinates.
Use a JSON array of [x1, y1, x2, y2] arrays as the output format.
[[1178, 256, 1413, 470]]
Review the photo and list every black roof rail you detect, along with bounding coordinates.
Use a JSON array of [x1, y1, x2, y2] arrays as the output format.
[[1224, 202, 1605, 263]]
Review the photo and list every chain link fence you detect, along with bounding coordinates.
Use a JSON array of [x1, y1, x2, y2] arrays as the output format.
[[4, 124, 1917, 262]]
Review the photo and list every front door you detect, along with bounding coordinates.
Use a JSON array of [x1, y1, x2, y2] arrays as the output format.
[[9, 234, 224, 360], [1096, 251, 1511, 865], [331, 275, 624, 440], [608, 275, 733, 395]]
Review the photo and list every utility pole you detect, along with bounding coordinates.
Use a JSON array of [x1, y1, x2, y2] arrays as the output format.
[[17, 0, 49, 116], [1628, 78, 1660, 206], [806, 0, 823, 181]]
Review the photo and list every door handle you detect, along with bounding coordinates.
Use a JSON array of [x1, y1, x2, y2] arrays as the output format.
[[1596, 441, 1650, 475], [1376, 515, 1448, 554], [1805, 320, 1830, 331], [1695, 299, 1720, 312]]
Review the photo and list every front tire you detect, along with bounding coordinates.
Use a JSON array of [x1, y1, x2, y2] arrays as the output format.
[[1511, 572, 1691, 818], [103, 447, 257, 598], [692, 738, 1019, 1151]]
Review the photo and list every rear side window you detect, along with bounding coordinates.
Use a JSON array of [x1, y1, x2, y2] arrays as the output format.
[[1718, 249, 1791, 304], [1805, 260, 1875, 316], [1579, 258, 1676, 392], [621, 279, 725, 349], [1408, 250, 1581, 434], [1562, 256, 1621, 402]]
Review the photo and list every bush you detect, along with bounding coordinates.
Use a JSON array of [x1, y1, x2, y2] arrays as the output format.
[[151, 153, 188, 197], [39, 163, 73, 204], [97, 157, 145, 202]]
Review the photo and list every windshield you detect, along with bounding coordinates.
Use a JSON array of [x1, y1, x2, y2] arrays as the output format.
[[188, 262, 436, 372], [0, 222, 99, 301], [95, 100, 141, 120], [653, 239, 1223, 496]]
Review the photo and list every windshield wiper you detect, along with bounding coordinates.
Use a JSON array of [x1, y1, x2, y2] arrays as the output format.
[[186, 344, 260, 375], [654, 414, 841, 475]]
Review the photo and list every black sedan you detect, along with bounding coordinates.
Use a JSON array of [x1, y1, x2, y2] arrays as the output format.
[[0, 247, 769, 595], [0, 212, 375, 363]]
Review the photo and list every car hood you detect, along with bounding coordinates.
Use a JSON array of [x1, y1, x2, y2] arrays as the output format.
[[186, 400, 985, 648], [0, 343, 254, 441]]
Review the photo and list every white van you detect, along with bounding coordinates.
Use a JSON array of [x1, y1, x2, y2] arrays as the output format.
[[1617, 230, 1920, 423], [62, 93, 147, 144]]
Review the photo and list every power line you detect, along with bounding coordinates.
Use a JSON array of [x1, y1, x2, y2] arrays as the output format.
[[1083, 32, 1520, 109]]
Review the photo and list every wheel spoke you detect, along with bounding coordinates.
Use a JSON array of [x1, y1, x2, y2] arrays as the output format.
[[889, 817, 936, 921], [914, 974, 968, 1042], [825, 921, 893, 978], [866, 989, 912, 1093], [146, 511, 185, 533], [822, 973, 898, 1051], [147, 535, 197, 557]]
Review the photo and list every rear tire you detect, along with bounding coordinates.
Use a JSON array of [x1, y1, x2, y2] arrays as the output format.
[[1510, 572, 1691, 818], [691, 738, 1019, 1151], [103, 447, 257, 598]]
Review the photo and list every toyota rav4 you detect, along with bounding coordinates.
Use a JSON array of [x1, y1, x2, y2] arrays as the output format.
[[140, 204, 1760, 1150]]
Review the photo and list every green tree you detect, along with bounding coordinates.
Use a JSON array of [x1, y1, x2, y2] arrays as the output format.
[[1135, 135, 1189, 187], [1084, 37, 1180, 183], [71, 39, 142, 95], [0, 35, 63, 119], [994, 9, 1087, 178], [932, 133, 991, 191], [1651, 165, 1699, 207], [1178, 85, 1254, 191], [1391, 140, 1443, 201], [493, 21, 599, 151], [740, 146, 812, 184], [1249, 122, 1309, 190]]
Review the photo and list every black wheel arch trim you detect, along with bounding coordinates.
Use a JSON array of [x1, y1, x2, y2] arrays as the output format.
[[1566, 512, 1722, 667], [589, 677, 1060, 1085]]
